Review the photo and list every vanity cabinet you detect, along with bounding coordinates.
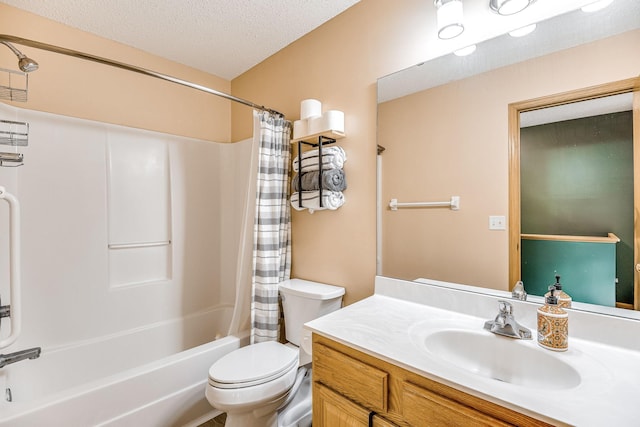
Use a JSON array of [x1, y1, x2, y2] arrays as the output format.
[[312, 334, 552, 427]]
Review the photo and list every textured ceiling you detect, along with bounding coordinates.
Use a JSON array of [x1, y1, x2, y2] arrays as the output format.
[[0, 0, 360, 79]]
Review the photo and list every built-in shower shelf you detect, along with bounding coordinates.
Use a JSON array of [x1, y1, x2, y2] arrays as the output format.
[[0, 120, 28, 146]]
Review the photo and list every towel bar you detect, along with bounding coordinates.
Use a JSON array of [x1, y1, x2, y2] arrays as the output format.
[[389, 196, 460, 211]]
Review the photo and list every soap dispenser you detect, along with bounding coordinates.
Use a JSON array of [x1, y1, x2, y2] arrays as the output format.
[[544, 274, 572, 308], [537, 284, 568, 351]]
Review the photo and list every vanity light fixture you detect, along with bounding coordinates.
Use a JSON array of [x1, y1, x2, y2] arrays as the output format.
[[435, 0, 465, 40], [489, 0, 536, 16], [454, 45, 477, 56], [509, 23, 537, 37], [581, 0, 614, 12]]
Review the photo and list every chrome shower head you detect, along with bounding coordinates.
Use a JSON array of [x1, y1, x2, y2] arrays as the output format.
[[17, 55, 38, 73], [1, 41, 38, 72]]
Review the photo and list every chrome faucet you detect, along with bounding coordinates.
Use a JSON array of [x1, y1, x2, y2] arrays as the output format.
[[0, 347, 41, 368], [484, 301, 531, 339], [511, 280, 527, 301]]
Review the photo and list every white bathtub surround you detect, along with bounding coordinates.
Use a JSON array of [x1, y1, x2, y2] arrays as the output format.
[[250, 111, 292, 344], [0, 103, 240, 348], [305, 276, 640, 426], [0, 102, 254, 425], [106, 133, 172, 287]]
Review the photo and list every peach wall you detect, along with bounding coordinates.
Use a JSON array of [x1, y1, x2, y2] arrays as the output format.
[[0, 3, 230, 142], [232, 1, 640, 302], [230, 0, 435, 305]]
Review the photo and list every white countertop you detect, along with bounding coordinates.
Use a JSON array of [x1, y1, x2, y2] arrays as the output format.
[[305, 276, 640, 426]]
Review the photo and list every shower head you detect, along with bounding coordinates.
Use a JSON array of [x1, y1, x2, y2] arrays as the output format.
[[18, 56, 38, 73], [1, 41, 38, 72]]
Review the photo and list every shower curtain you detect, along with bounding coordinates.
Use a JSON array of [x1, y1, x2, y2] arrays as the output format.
[[227, 134, 259, 337], [250, 111, 292, 343]]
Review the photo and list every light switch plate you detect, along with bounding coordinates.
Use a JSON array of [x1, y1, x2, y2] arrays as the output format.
[[489, 215, 506, 230]]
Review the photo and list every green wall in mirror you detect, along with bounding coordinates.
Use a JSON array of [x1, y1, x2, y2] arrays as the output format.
[[521, 111, 634, 304]]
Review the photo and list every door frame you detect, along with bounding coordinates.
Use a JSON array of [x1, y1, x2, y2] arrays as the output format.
[[508, 77, 640, 310]]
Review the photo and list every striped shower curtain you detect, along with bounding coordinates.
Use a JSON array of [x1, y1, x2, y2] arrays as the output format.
[[251, 110, 292, 343]]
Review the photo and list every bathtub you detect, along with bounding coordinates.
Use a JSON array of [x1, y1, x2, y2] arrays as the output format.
[[0, 305, 248, 427]]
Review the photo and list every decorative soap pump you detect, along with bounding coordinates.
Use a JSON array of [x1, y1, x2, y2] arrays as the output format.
[[544, 274, 572, 308], [537, 284, 568, 352]]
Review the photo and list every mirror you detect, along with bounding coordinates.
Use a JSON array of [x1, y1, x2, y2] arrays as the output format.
[[377, 0, 640, 318]]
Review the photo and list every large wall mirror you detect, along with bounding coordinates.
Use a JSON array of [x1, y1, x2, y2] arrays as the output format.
[[377, 0, 640, 318]]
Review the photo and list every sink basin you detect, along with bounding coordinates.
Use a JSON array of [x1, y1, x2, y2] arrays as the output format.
[[413, 325, 581, 390]]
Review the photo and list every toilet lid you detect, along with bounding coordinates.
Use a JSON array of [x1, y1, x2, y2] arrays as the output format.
[[208, 341, 298, 389]]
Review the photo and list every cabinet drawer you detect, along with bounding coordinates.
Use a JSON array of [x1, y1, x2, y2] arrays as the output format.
[[313, 342, 388, 413], [402, 382, 513, 427]]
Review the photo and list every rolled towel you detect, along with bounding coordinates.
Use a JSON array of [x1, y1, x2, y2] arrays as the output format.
[[292, 146, 346, 173], [290, 191, 345, 212], [292, 169, 347, 192]]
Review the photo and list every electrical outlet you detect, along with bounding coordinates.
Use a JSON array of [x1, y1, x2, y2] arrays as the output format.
[[489, 215, 506, 230]]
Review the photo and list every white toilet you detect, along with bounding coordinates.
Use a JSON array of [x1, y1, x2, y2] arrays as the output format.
[[205, 279, 345, 427]]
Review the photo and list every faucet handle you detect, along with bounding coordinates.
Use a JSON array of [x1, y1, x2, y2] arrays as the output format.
[[498, 300, 513, 315]]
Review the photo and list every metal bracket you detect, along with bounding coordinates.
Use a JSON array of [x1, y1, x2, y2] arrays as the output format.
[[0, 295, 8, 319], [0, 295, 9, 335]]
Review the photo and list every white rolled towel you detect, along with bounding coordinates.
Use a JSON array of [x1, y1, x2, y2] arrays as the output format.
[[292, 146, 346, 173], [290, 191, 345, 213]]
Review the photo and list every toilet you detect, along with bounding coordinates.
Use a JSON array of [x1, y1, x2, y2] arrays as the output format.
[[205, 279, 345, 427]]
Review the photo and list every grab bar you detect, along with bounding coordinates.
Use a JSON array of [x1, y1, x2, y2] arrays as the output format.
[[389, 196, 460, 211], [0, 186, 21, 349]]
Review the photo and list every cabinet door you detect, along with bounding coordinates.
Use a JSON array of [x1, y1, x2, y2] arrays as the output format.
[[402, 382, 513, 427], [314, 382, 370, 427], [372, 414, 399, 427]]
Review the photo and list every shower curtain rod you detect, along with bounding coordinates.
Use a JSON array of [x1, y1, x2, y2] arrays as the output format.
[[0, 34, 284, 117]]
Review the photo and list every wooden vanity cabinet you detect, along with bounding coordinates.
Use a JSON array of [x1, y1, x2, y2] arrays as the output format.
[[312, 334, 552, 427]]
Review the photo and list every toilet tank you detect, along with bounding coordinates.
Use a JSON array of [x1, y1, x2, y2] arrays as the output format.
[[279, 279, 345, 346]]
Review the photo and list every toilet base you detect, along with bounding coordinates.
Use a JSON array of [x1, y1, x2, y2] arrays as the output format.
[[208, 388, 289, 427]]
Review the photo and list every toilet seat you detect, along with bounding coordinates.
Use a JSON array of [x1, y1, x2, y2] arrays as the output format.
[[208, 341, 298, 389]]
